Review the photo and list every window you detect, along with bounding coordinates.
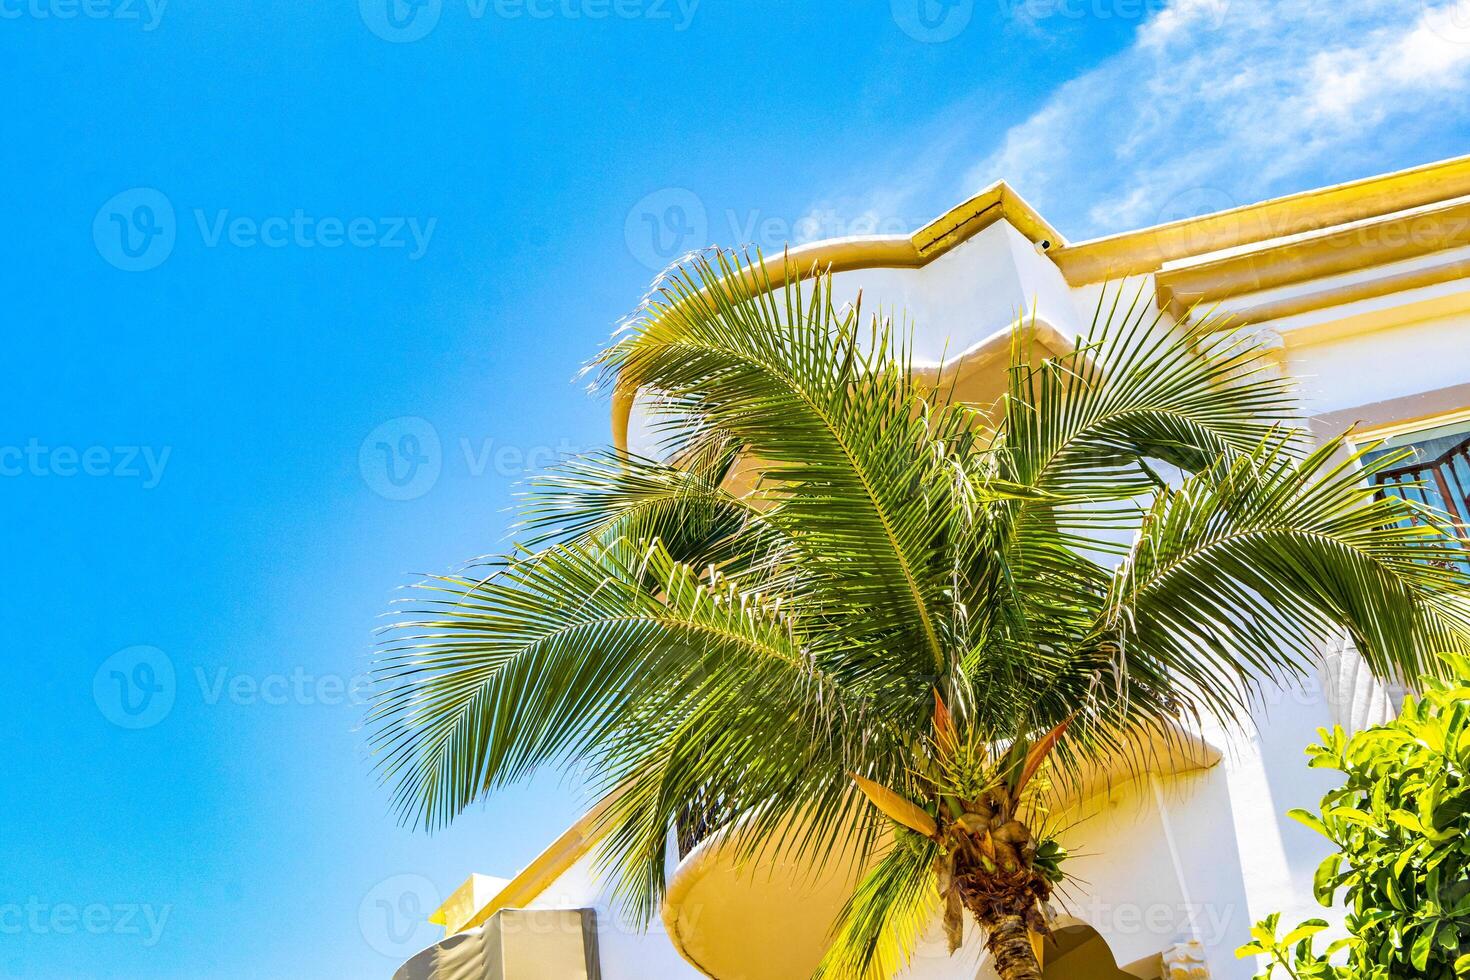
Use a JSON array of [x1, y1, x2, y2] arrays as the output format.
[[1362, 417, 1470, 528]]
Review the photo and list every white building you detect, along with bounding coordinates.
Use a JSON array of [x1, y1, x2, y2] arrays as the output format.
[[395, 154, 1470, 980]]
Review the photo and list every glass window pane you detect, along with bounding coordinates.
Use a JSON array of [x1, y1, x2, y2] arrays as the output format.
[[1364, 418, 1470, 527]]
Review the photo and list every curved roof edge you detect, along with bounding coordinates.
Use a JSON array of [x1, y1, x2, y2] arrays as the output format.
[[611, 154, 1470, 447]]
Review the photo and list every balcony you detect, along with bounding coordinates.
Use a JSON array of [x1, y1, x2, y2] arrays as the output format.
[[660, 724, 1222, 980]]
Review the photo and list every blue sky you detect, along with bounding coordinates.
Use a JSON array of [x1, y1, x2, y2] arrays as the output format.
[[4, 1, 1469, 976]]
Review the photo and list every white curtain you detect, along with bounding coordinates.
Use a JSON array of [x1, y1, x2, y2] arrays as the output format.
[[1318, 630, 1410, 734]]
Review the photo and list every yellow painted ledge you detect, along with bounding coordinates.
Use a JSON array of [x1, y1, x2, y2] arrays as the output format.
[[614, 313, 1075, 454], [1053, 152, 1470, 283], [1157, 196, 1470, 304], [1198, 253, 1470, 331]]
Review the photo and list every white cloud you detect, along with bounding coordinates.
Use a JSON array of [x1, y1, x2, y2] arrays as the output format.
[[964, 0, 1470, 239]]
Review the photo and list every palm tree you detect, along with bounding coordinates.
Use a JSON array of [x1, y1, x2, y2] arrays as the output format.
[[369, 252, 1470, 980]]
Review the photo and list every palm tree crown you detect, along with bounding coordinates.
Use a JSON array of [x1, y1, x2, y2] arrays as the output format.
[[369, 252, 1470, 980]]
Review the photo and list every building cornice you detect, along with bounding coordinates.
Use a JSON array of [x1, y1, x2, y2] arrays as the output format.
[[1155, 198, 1470, 323], [1210, 252, 1470, 331], [613, 156, 1470, 448], [1052, 153, 1470, 284]]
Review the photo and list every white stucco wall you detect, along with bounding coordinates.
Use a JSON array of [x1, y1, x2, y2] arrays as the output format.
[[1288, 308, 1470, 416]]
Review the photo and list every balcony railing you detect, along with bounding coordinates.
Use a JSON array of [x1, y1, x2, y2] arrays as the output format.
[[1373, 432, 1470, 529]]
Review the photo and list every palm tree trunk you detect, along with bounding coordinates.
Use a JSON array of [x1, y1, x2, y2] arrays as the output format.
[[983, 913, 1043, 980]]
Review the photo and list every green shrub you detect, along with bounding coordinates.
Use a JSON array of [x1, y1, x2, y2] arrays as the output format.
[[1238, 655, 1470, 979]]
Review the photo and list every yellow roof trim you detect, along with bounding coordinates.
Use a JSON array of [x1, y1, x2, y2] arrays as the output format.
[[1198, 252, 1470, 332], [611, 182, 1060, 452], [683, 180, 1061, 280], [429, 873, 511, 935], [1156, 197, 1470, 317], [614, 156, 1470, 447], [1053, 153, 1470, 284], [913, 181, 1064, 256], [456, 788, 626, 934]]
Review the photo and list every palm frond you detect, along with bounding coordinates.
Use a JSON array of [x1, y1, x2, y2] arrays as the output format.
[[515, 446, 798, 584], [998, 292, 1299, 504], [368, 537, 839, 831], [599, 251, 987, 682], [1104, 435, 1470, 724], [813, 835, 940, 980]]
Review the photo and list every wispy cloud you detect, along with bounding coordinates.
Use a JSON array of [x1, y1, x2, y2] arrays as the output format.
[[969, 0, 1470, 239], [813, 1, 1470, 243]]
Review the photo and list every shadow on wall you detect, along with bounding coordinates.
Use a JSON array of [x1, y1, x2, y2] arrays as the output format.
[[1041, 924, 1161, 980]]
